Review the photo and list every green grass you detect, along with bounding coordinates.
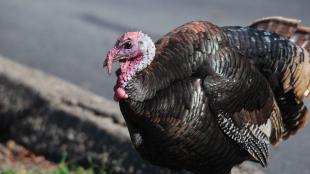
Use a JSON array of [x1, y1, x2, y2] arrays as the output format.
[[1, 170, 16, 174], [0, 160, 108, 174], [0, 152, 122, 174]]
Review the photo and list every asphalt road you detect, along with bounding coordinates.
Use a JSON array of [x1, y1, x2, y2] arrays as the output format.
[[0, 0, 309, 173]]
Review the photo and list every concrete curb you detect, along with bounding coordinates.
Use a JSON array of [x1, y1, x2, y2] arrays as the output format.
[[0, 55, 264, 174]]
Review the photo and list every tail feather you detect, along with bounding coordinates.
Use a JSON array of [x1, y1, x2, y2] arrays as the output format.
[[250, 16, 300, 39], [249, 16, 310, 140], [250, 16, 310, 52], [290, 27, 310, 52]]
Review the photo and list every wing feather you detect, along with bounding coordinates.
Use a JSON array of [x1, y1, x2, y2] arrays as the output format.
[[203, 47, 283, 166]]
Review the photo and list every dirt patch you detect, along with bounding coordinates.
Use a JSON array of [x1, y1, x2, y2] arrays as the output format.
[[0, 140, 56, 172]]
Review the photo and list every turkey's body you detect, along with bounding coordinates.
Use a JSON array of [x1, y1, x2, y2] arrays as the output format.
[[120, 79, 248, 174], [111, 18, 310, 174]]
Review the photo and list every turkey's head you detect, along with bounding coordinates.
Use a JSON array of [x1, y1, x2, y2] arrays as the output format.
[[104, 31, 155, 101]]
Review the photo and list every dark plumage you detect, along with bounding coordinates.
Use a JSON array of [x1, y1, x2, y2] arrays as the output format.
[[104, 17, 310, 174]]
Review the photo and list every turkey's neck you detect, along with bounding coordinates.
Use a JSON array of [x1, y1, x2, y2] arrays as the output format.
[[124, 54, 187, 102], [124, 62, 159, 102]]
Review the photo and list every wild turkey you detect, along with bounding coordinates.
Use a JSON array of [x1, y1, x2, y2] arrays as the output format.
[[103, 17, 310, 174]]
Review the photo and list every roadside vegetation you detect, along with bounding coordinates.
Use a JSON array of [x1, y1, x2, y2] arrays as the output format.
[[1, 160, 108, 174]]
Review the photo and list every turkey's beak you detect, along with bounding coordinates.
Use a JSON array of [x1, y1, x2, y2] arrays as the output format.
[[103, 54, 124, 67], [103, 47, 125, 75], [112, 54, 126, 62]]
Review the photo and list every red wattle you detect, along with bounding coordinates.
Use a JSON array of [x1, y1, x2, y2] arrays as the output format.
[[114, 86, 128, 101]]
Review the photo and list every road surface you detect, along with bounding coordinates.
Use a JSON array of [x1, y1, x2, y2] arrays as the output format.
[[0, 0, 309, 173]]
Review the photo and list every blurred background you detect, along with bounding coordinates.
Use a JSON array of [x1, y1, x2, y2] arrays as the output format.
[[0, 0, 309, 173]]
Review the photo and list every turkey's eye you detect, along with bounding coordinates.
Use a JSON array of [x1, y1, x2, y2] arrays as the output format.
[[123, 42, 132, 49]]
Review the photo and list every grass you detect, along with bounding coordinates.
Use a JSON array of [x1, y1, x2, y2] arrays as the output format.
[[0, 160, 108, 174], [0, 151, 122, 174]]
